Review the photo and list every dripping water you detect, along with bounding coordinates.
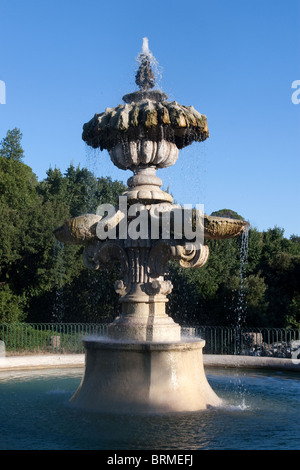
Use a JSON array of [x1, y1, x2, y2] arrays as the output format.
[[236, 227, 249, 327], [85, 143, 128, 199], [234, 227, 249, 354], [85, 144, 99, 180], [52, 240, 65, 322], [84, 145, 100, 213]]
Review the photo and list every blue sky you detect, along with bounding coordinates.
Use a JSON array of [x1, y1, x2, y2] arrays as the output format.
[[1, 0, 299, 237]]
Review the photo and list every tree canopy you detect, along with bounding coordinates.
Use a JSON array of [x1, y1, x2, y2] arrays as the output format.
[[210, 209, 244, 220], [0, 128, 24, 161]]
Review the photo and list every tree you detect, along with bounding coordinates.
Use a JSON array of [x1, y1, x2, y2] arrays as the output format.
[[210, 209, 244, 220], [96, 176, 127, 207], [27, 165, 127, 322], [286, 294, 300, 328], [0, 128, 24, 161], [0, 129, 128, 323], [0, 285, 27, 323], [0, 129, 40, 322]]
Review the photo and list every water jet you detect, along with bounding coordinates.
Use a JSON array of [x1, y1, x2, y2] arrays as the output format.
[[54, 39, 249, 413]]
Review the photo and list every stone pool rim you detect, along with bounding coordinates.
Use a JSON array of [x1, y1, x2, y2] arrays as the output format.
[[0, 353, 299, 372]]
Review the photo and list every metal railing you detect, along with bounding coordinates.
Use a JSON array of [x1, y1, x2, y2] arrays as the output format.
[[195, 326, 300, 358], [0, 323, 300, 358], [0, 323, 108, 355]]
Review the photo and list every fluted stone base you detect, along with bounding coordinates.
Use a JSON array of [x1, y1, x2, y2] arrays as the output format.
[[70, 338, 223, 413], [107, 300, 181, 342]]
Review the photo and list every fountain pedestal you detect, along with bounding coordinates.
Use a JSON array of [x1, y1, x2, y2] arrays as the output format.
[[71, 338, 222, 412], [70, 239, 223, 412], [107, 297, 181, 342]]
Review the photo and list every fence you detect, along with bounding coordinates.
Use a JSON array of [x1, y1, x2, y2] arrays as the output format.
[[0, 323, 107, 355], [194, 326, 300, 357], [0, 323, 300, 358]]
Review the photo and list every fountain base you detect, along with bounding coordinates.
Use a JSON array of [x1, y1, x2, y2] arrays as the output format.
[[70, 338, 223, 413]]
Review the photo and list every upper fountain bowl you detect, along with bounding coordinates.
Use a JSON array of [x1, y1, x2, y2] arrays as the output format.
[[82, 99, 209, 156], [82, 38, 209, 167], [204, 215, 250, 240]]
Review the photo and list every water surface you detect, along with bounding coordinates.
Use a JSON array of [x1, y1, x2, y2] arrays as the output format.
[[0, 367, 299, 450]]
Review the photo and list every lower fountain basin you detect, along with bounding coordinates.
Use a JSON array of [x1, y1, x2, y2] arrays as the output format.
[[1, 366, 300, 449], [70, 337, 223, 413]]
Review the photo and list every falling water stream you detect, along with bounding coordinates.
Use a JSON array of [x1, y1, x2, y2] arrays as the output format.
[[236, 227, 249, 328], [52, 240, 65, 322], [229, 226, 250, 355]]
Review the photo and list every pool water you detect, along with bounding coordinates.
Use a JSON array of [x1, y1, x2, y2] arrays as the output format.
[[0, 367, 299, 450]]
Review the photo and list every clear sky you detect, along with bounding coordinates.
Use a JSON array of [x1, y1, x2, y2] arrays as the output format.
[[1, 0, 299, 237]]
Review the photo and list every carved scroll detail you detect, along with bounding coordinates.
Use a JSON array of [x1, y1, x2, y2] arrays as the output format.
[[82, 236, 209, 300], [178, 244, 210, 269], [148, 240, 173, 277], [83, 240, 132, 296]]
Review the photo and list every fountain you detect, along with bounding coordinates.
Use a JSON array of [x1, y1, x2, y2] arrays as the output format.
[[54, 38, 249, 413]]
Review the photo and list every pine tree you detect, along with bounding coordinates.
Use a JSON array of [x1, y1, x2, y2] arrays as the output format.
[[0, 128, 24, 161]]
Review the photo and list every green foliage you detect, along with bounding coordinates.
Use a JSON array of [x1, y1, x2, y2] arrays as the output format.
[[0, 128, 24, 161], [0, 128, 126, 324], [27, 167, 127, 322], [0, 323, 49, 352], [0, 285, 27, 322], [210, 208, 244, 220], [286, 294, 300, 328]]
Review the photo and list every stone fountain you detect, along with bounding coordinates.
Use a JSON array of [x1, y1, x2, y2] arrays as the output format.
[[54, 39, 249, 412]]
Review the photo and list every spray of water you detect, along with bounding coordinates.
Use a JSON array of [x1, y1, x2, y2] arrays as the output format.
[[142, 37, 149, 55], [236, 227, 249, 328], [136, 37, 163, 89]]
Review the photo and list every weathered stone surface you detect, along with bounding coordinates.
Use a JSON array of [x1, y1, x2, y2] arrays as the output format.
[[70, 338, 223, 412], [109, 139, 178, 170], [53, 213, 102, 245], [54, 211, 249, 247], [82, 100, 209, 151], [0, 340, 5, 357], [135, 53, 155, 90], [204, 215, 250, 240]]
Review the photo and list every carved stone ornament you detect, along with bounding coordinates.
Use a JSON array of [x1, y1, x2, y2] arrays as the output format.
[[81, 235, 209, 301]]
